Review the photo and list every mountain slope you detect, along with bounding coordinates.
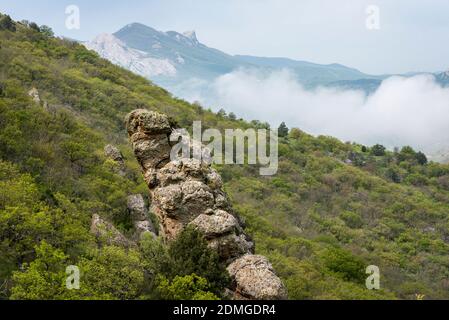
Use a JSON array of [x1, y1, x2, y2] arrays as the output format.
[[2, 15, 449, 300], [85, 33, 177, 78]]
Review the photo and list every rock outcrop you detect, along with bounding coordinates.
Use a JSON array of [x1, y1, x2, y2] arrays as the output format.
[[227, 255, 287, 300], [28, 87, 40, 103], [104, 144, 126, 176], [90, 214, 135, 248], [127, 194, 156, 240], [125, 109, 287, 300]]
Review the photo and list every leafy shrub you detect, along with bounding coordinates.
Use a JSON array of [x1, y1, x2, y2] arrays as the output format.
[[140, 227, 230, 297], [322, 247, 366, 284], [371, 144, 386, 156], [156, 274, 219, 300], [340, 211, 363, 229]]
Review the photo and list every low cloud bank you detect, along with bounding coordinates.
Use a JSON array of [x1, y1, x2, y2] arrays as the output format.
[[191, 69, 449, 156]]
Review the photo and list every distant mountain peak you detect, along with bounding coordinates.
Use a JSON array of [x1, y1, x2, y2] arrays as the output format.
[[183, 30, 198, 43], [164, 30, 200, 47], [124, 22, 150, 29], [435, 69, 449, 86], [117, 22, 160, 35]]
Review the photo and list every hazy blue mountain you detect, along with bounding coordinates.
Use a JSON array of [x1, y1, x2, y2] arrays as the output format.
[[86, 22, 447, 98], [234, 55, 385, 87], [325, 79, 383, 93], [86, 23, 390, 94]]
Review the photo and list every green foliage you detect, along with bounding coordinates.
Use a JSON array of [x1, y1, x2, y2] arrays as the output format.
[[322, 247, 366, 284], [371, 144, 386, 156], [140, 228, 230, 298], [228, 112, 237, 121], [11, 243, 144, 300], [39, 25, 54, 37], [217, 109, 227, 117], [156, 274, 219, 300], [278, 122, 289, 138], [416, 152, 428, 165], [10, 242, 70, 300], [385, 167, 402, 183], [340, 211, 363, 229], [0, 14, 16, 32], [398, 146, 416, 162], [168, 227, 229, 293], [28, 22, 40, 32], [74, 246, 144, 300]]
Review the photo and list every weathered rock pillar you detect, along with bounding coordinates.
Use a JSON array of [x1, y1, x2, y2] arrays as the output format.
[[126, 109, 287, 300]]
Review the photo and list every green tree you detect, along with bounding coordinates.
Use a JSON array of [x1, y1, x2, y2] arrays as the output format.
[[11, 243, 144, 300], [398, 146, 416, 162], [278, 122, 289, 138], [40, 25, 54, 37], [415, 152, 428, 166], [10, 242, 70, 300], [140, 227, 230, 297], [0, 14, 16, 32], [228, 112, 237, 121], [217, 109, 227, 118], [168, 227, 230, 295], [371, 144, 386, 156], [156, 274, 219, 300], [385, 167, 401, 183], [322, 247, 366, 284], [28, 22, 40, 32], [75, 246, 145, 300]]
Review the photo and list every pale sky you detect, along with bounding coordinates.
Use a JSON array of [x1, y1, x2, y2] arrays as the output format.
[[1, 0, 449, 75]]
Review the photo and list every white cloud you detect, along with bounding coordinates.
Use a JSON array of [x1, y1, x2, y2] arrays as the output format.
[[196, 68, 449, 156]]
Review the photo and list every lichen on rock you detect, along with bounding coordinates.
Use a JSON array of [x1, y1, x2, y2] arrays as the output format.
[[127, 194, 156, 240], [90, 214, 135, 248], [227, 255, 288, 300]]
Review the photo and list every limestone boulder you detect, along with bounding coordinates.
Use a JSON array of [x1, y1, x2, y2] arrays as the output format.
[[227, 255, 288, 300]]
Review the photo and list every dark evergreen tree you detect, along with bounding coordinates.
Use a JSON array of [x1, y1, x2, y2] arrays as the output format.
[[416, 151, 428, 165], [40, 25, 54, 37], [217, 109, 227, 118], [371, 144, 386, 156], [28, 22, 40, 32], [228, 112, 237, 121], [167, 227, 230, 295], [278, 122, 289, 138], [0, 15, 16, 32]]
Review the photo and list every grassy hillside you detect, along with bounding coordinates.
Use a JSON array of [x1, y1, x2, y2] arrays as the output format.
[[1, 15, 449, 300]]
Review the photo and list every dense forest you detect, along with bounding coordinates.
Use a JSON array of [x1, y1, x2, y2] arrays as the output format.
[[1, 13, 449, 300]]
